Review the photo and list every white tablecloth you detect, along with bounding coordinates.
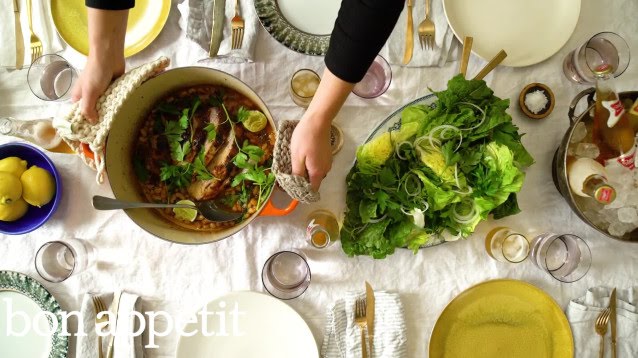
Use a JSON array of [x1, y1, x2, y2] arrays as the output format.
[[1, 1, 638, 357]]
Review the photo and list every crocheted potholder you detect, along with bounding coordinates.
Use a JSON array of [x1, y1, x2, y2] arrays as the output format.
[[272, 120, 320, 203], [54, 57, 170, 184]]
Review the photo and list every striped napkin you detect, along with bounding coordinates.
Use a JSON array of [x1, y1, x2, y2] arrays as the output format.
[[566, 287, 638, 358], [321, 291, 407, 358]]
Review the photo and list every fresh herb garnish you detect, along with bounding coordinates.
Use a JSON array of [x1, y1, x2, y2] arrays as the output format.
[[231, 141, 275, 207], [236, 106, 250, 123], [204, 123, 217, 142]]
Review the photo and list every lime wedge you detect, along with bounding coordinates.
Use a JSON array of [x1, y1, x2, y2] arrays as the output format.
[[173, 199, 198, 222], [242, 110, 267, 132]]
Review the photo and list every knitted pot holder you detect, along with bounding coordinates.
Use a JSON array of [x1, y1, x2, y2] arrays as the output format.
[[272, 120, 321, 203], [54, 57, 170, 184]]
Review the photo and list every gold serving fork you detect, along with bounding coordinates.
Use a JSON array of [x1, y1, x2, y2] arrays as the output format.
[[595, 308, 611, 358], [92, 295, 108, 358], [26, 0, 42, 63], [354, 298, 369, 358], [417, 0, 435, 50], [231, 0, 245, 50]]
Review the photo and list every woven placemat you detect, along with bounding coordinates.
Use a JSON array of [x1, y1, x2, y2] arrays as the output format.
[[53, 57, 170, 184]]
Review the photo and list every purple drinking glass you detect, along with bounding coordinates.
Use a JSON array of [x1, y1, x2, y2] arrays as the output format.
[[353, 55, 392, 99]]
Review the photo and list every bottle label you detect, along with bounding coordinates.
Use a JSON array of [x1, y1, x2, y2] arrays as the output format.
[[605, 142, 636, 170], [602, 98, 626, 127]]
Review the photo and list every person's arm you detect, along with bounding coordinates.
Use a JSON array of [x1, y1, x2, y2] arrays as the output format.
[[290, 0, 403, 191], [71, 1, 133, 123]]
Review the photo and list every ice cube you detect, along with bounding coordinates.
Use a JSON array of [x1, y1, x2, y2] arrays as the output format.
[[627, 189, 638, 207], [575, 143, 600, 159], [570, 122, 588, 143], [608, 221, 628, 237], [617, 207, 638, 223]]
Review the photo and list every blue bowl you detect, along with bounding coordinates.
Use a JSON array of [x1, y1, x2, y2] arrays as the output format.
[[0, 142, 62, 235]]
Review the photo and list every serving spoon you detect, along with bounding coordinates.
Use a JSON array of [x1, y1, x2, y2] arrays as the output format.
[[92, 195, 244, 222]]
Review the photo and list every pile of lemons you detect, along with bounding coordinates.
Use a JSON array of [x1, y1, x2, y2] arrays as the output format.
[[0, 157, 56, 222]]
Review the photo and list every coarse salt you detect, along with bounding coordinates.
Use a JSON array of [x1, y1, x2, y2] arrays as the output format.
[[524, 90, 548, 114]]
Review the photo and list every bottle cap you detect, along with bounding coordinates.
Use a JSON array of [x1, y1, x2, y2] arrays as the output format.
[[593, 63, 614, 76], [593, 184, 616, 204]]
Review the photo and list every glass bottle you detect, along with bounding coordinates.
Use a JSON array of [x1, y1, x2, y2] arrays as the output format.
[[624, 97, 638, 133], [567, 156, 616, 204], [591, 65, 636, 169], [305, 209, 340, 248], [0, 117, 74, 154]]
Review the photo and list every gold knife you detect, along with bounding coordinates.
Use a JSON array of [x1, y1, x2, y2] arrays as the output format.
[[106, 291, 123, 358], [610, 288, 617, 358], [402, 0, 414, 65], [13, 0, 24, 70], [365, 281, 375, 353]]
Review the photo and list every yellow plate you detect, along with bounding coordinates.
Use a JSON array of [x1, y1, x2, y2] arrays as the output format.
[[51, 0, 170, 57], [429, 279, 573, 358]]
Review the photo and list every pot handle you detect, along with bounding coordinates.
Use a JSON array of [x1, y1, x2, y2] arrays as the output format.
[[568, 87, 596, 125], [259, 192, 299, 217]]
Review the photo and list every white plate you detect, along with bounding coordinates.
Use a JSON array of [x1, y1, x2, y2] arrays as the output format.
[[277, 0, 340, 35], [443, 0, 581, 67], [176, 291, 319, 358], [0, 271, 67, 358]]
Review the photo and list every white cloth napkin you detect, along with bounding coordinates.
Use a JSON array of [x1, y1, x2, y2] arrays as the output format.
[[380, 0, 458, 67], [77, 291, 144, 358], [177, 0, 258, 63], [0, 0, 63, 69], [566, 287, 638, 358], [321, 291, 407, 358]]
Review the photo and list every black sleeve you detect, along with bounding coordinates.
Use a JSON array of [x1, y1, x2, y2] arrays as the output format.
[[325, 0, 404, 83], [86, 0, 135, 10]]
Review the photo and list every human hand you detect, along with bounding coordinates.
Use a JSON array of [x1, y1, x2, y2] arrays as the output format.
[[71, 56, 124, 124], [290, 116, 333, 191]]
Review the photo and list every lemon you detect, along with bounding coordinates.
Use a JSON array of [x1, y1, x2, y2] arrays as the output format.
[[0, 172, 22, 205], [173, 199, 198, 222], [242, 110, 267, 132], [0, 198, 28, 222], [20, 166, 56, 207], [0, 157, 28, 177]]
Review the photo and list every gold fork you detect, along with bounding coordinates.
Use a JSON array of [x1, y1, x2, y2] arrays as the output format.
[[354, 298, 368, 358], [231, 0, 245, 50], [92, 295, 108, 358], [26, 0, 42, 63], [595, 308, 611, 358], [417, 0, 435, 50]]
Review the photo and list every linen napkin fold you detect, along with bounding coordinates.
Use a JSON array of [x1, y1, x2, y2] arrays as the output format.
[[566, 286, 638, 358], [0, 0, 63, 69], [177, 0, 259, 63], [77, 292, 144, 358], [380, 0, 457, 67], [321, 291, 407, 358]]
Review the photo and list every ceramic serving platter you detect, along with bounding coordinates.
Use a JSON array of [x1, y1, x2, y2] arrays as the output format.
[[255, 0, 341, 55], [0, 271, 68, 358]]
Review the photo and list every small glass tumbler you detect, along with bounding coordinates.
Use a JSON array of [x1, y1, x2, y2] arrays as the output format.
[[530, 233, 592, 283], [563, 32, 630, 84], [485, 227, 530, 263], [306, 209, 340, 248], [35, 238, 96, 283], [289, 69, 321, 108], [262, 251, 311, 300], [353, 54, 392, 99], [27, 54, 77, 101]]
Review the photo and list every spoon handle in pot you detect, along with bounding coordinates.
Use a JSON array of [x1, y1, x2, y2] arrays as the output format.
[[92, 196, 194, 211]]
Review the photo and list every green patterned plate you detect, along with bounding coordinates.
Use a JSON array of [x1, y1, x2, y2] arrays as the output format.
[[254, 0, 340, 55], [0, 271, 68, 358]]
